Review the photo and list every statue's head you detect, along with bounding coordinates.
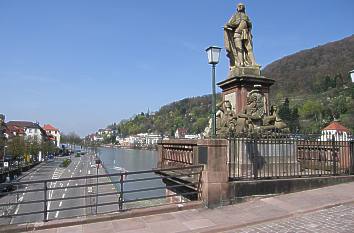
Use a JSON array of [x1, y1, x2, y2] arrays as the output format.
[[237, 3, 245, 12]]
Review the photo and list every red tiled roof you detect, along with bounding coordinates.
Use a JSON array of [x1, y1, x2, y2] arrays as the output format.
[[43, 124, 59, 131], [6, 125, 25, 134], [7, 121, 40, 129], [322, 121, 350, 132]]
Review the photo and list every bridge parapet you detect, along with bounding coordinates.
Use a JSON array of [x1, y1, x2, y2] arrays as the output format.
[[158, 139, 229, 207]]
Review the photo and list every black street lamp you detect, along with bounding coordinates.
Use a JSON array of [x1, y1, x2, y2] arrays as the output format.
[[206, 46, 221, 138]]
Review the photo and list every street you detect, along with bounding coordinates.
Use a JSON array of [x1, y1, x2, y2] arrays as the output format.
[[0, 153, 119, 225]]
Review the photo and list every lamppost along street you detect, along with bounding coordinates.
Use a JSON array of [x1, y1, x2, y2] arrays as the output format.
[[206, 46, 221, 138]]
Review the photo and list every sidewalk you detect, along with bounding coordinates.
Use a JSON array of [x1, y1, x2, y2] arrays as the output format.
[[6, 181, 354, 233]]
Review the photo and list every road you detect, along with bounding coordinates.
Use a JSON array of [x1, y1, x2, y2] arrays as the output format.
[[0, 153, 119, 225]]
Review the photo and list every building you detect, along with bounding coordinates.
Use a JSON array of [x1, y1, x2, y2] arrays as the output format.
[[7, 121, 47, 142], [184, 134, 201, 139], [5, 124, 25, 138], [175, 128, 188, 139], [320, 121, 351, 141], [86, 133, 103, 142], [43, 124, 61, 147], [145, 134, 163, 145]]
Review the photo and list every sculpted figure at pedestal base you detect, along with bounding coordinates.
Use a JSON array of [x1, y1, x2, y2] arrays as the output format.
[[216, 100, 237, 137], [262, 105, 289, 133], [203, 88, 290, 138], [224, 3, 259, 71], [203, 100, 237, 138]]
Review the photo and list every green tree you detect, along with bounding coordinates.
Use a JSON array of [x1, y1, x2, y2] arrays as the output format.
[[299, 99, 323, 122], [6, 136, 25, 159]]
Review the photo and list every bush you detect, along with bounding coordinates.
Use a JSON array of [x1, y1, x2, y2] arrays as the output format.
[[62, 158, 71, 167], [75, 153, 81, 157]]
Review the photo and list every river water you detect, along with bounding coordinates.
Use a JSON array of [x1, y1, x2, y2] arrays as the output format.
[[96, 147, 165, 204]]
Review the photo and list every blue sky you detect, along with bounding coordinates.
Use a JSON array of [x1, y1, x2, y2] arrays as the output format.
[[1, 0, 353, 136]]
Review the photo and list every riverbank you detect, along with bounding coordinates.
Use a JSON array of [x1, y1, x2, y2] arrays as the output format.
[[98, 144, 157, 151]]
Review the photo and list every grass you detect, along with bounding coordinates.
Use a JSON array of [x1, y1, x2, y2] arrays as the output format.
[[61, 158, 71, 167]]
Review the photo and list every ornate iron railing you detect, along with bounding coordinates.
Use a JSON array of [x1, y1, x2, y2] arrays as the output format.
[[229, 134, 354, 180]]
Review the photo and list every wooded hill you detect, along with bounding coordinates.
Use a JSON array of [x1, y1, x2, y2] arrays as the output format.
[[109, 35, 354, 136], [110, 95, 217, 137], [264, 35, 354, 100], [264, 35, 354, 132]]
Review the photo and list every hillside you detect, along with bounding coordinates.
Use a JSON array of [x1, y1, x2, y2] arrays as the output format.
[[263, 35, 354, 100], [107, 35, 354, 137], [109, 95, 220, 137]]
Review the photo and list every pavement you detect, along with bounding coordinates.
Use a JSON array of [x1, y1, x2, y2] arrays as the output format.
[[4, 180, 354, 233]]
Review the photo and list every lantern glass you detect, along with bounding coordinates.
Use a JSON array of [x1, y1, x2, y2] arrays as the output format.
[[206, 46, 221, 64]]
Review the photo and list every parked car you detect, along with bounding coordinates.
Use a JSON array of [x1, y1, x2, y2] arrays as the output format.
[[0, 183, 16, 194]]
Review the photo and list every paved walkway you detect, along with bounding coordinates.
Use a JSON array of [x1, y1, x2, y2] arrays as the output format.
[[8, 181, 354, 232]]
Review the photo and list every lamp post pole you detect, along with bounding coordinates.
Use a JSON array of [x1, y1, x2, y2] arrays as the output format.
[[211, 63, 217, 138], [206, 46, 221, 139]]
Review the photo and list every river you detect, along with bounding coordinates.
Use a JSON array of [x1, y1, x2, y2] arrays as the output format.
[[96, 147, 165, 204]]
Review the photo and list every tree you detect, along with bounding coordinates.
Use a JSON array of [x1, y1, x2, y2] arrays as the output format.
[[6, 136, 25, 159], [61, 132, 82, 146], [41, 140, 57, 156], [299, 99, 323, 122]]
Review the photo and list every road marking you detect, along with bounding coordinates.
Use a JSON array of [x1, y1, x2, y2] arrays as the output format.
[[79, 169, 82, 173], [14, 205, 20, 215], [62, 193, 65, 199], [88, 170, 91, 175], [75, 183, 78, 186], [65, 188, 67, 192], [60, 183, 63, 187], [59, 201, 62, 207], [18, 196, 24, 202], [55, 211, 59, 218]]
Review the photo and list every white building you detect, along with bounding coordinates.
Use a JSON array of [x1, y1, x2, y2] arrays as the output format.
[[145, 134, 163, 145], [320, 121, 351, 141], [43, 124, 61, 147], [7, 121, 46, 142], [184, 134, 201, 140]]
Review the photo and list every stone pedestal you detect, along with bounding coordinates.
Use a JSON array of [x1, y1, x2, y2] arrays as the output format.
[[217, 68, 275, 116]]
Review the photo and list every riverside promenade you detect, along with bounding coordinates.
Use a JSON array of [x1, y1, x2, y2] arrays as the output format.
[[4, 181, 354, 233]]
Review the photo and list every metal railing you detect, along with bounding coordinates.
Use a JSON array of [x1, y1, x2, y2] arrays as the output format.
[[0, 165, 203, 225], [0, 161, 40, 175], [229, 133, 354, 180]]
